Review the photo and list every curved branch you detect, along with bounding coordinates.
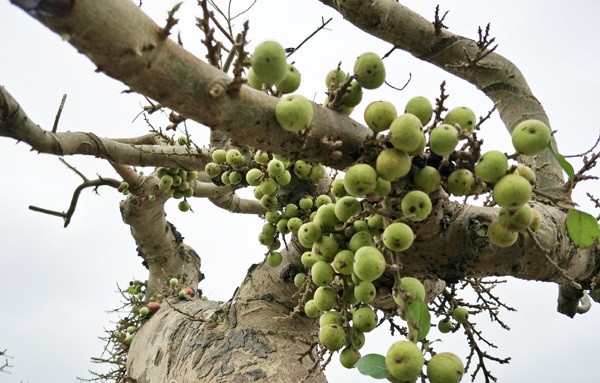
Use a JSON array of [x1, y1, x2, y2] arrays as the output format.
[[0, 86, 211, 170]]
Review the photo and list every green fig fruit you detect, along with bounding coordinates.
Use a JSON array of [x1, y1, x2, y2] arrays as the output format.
[[251, 40, 288, 86], [364, 100, 397, 133], [353, 52, 386, 89], [404, 96, 433, 126], [511, 119, 551, 155], [275, 94, 313, 133]]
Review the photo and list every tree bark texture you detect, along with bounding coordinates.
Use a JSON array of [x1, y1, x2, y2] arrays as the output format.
[[4, 0, 600, 382]]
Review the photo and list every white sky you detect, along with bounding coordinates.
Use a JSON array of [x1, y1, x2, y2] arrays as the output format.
[[0, 0, 599, 382]]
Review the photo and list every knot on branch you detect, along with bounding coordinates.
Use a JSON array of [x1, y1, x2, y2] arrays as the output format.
[[209, 81, 227, 99]]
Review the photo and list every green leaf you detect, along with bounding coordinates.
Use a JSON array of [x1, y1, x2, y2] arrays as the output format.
[[407, 300, 431, 341], [547, 142, 575, 183], [356, 353, 390, 379], [566, 209, 600, 248]]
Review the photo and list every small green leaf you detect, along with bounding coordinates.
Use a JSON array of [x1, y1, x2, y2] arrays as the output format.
[[547, 142, 575, 183], [566, 209, 600, 248], [407, 300, 431, 341], [356, 353, 390, 379]]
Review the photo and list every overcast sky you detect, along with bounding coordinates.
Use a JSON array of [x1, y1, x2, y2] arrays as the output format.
[[0, 0, 599, 382]]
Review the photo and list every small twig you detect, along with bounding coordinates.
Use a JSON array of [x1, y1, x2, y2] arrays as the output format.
[[29, 177, 121, 227], [51, 94, 67, 133], [60, 157, 88, 181], [432, 5, 449, 34], [287, 17, 333, 58], [159, 2, 182, 39], [385, 72, 412, 91], [563, 134, 600, 158]]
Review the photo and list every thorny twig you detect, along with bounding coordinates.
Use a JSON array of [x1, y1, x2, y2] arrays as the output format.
[[432, 5, 449, 34], [159, 2, 182, 39]]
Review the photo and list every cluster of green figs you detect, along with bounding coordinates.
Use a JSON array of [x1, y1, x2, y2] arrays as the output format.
[[201, 41, 552, 382]]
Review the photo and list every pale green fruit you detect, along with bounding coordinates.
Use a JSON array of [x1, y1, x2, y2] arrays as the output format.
[[276, 218, 290, 235], [204, 162, 221, 178], [401, 191, 432, 221], [301, 251, 321, 268], [498, 204, 534, 232], [364, 101, 397, 133], [273, 154, 291, 169], [293, 160, 312, 179], [382, 223, 414, 251], [320, 311, 344, 327], [169, 277, 179, 287], [429, 124, 459, 156], [246, 67, 262, 90], [298, 222, 323, 248], [309, 165, 327, 182], [353, 246, 386, 282], [487, 220, 518, 247], [516, 164, 536, 184], [389, 114, 425, 153], [251, 40, 287, 86], [353, 220, 369, 232], [315, 194, 333, 207], [385, 341, 425, 382], [407, 133, 427, 156], [258, 178, 278, 196], [340, 80, 363, 107], [160, 174, 174, 191], [312, 235, 340, 263], [427, 352, 464, 383], [376, 148, 412, 182], [287, 217, 303, 233], [260, 194, 278, 210], [225, 149, 246, 169], [344, 164, 378, 197], [344, 288, 359, 305], [437, 318, 453, 334], [354, 281, 377, 303], [451, 307, 469, 324], [299, 197, 313, 211], [276, 94, 314, 133], [178, 181, 190, 192], [340, 347, 361, 369], [294, 272, 306, 288], [349, 231, 376, 252], [367, 214, 384, 233], [493, 174, 532, 208], [177, 200, 191, 212], [352, 306, 378, 332], [413, 166, 441, 193], [266, 251, 283, 267], [475, 150, 508, 183], [511, 119, 551, 155], [313, 286, 337, 311], [529, 209, 542, 231], [404, 96, 433, 126], [374, 177, 392, 197], [254, 150, 270, 164], [186, 170, 198, 182], [283, 203, 299, 218], [325, 68, 347, 89], [276, 170, 291, 186], [314, 203, 339, 230], [228, 171, 242, 185], [319, 324, 346, 351], [400, 277, 425, 301], [267, 159, 285, 178], [258, 232, 274, 247], [276, 64, 301, 94], [331, 178, 348, 199], [265, 210, 280, 224], [262, 223, 277, 237], [335, 196, 362, 222], [447, 169, 474, 197], [211, 148, 227, 164], [304, 299, 320, 318], [354, 52, 386, 89], [311, 260, 335, 287], [139, 306, 150, 317], [333, 249, 355, 275], [444, 106, 476, 134]]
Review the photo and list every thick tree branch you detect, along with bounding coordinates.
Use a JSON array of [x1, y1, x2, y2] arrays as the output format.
[[9, 0, 369, 169], [0, 85, 212, 169]]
